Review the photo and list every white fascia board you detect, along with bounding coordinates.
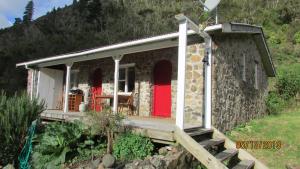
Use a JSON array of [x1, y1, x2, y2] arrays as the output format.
[[16, 31, 196, 68], [204, 24, 222, 32], [120, 63, 135, 68]]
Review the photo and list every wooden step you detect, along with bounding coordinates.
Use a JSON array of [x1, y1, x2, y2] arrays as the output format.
[[199, 138, 225, 149], [184, 126, 203, 132], [215, 149, 238, 162], [185, 128, 213, 137], [232, 160, 255, 169]]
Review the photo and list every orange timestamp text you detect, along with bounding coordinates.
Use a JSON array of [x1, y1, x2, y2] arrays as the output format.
[[236, 140, 282, 149]]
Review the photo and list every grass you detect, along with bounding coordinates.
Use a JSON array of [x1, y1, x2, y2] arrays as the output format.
[[226, 106, 300, 169]]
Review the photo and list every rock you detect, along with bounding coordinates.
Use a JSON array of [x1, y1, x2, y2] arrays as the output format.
[[92, 158, 101, 168], [124, 160, 140, 169], [124, 159, 156, 169], [97, 163, 104, 169], [158, 147, 168, 155], [186, 64, 192, 71], [102, 154, 116, 168], [83, 163, 93, 169], [3, 164, 14, 169], [150, 155, 166, 168], [191, 85, 197, 92], [171, 147, 178, 153], [193, 71, 201, 79], [125, 148, 196, 169], [141, 164, 155, 169], [165, 151, 184, 169], [191, 55, 201, 62]]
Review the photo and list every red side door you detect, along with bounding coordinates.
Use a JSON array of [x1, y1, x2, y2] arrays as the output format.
[[91, 68, 102, 111], [152, 60, 172, 117]]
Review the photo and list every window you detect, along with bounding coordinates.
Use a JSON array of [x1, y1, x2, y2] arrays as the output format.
[[118, 64, 135, 93], [254, 61, 259, 89], [241, 54, 246, 81], [70, 69, 79, 89]]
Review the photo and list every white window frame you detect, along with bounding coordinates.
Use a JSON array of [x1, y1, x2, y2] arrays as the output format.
[[242, 54, 246, 82], [254, 61, 259, 89], [119, 63, 135, 94]]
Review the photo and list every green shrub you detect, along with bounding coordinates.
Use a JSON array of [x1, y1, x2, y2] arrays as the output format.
[[0, 91, 45, 165], [294, 31, 300, 44], [266, 92, 285, 114], [275, 64, 300, 100], [268, 32, 282, 44], [32, 120, 105, 169], [113, 133, 154, 161]]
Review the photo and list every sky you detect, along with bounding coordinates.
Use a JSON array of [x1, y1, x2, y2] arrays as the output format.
[[0, 0, 73, 29]]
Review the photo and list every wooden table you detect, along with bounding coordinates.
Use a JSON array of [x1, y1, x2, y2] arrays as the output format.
[[95, 95, 113, 99], [93, 95, 113, 110], [94, 94, 130, 109]]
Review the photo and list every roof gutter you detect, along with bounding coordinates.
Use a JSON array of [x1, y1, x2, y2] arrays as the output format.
[[16, 30, 197, 68]]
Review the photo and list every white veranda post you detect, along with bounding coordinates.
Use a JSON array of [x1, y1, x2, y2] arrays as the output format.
[[63, 63, 73, 113], [204, 38, 212, 129], [113, 55, 123, 114], [175, 18, 188, 130], [30, 69, 35, 100], [175, 14, 212, 129]]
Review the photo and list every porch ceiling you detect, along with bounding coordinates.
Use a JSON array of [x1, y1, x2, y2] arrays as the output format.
[[16, 31, 202, 68]]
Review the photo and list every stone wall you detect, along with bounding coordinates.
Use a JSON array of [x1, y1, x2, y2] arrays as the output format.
[[72, 44, 205, 125], [212, 34, 268, 132], [184, 44, 205, 125]]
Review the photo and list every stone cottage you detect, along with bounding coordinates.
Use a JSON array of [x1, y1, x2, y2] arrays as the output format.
[[16, 17, 275, 132]]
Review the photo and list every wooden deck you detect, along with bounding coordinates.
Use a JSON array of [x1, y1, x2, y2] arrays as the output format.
[[40, 110, 200, 144], [41, 110, 85, 122]]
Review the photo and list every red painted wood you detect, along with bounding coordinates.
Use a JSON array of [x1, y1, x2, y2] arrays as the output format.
[[90, 68, 102, 111], [152, 60, 172, 117]]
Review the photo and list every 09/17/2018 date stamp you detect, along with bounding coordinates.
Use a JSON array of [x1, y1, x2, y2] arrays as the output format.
[[236, 140, 282, 149]]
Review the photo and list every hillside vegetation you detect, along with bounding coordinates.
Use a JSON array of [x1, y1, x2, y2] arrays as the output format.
[[0, 0, 299, 93]]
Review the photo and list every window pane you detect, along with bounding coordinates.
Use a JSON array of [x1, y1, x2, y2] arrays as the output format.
[[242, 54, 246, 81], [119, 81, 125, 92], [254, 62, 259, 89], [119, 68, 125, 80], [70, 71, 78, 89], [128, 67, 135, 92]]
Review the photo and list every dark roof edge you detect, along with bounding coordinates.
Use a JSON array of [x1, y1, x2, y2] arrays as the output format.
[[206, 23, 276, 77]]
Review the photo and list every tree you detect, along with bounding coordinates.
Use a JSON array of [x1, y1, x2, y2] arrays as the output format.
[[13, 18, 22, 25], [88, 109, 124, 154], [23, 0, 34, 23]]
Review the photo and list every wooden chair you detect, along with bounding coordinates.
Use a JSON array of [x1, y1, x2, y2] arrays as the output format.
[[118, 92, 135, 115], [90, 94, 109, 112]]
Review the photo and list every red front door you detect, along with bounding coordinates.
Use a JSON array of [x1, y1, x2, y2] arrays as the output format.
[[91, 68, 102, 111], [152, 60, 172, 117]]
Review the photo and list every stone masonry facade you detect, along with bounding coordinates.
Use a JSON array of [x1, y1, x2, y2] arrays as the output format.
[[212, 34, 268, 132], [71, 44, 205, 125], [26, 34, 270, 130]]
